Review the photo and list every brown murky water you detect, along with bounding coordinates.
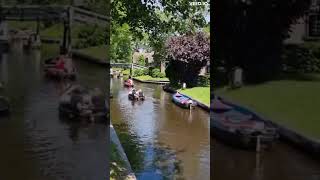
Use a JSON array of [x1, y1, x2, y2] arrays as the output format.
[[110, 77, 210, 180], [0, 42, 108, 180], [212, 121, 320, 180]]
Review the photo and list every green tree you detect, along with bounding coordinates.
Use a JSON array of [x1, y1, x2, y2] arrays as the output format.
[[137, 55, 146, 66], [214, 0, 310, 83], [112, 0, 209, 65], [110, 23, 134, 63]]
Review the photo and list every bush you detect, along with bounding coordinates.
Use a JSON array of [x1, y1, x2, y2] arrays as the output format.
[[158, 72, 166, 78], [282, 44, 320, 73], [122, 69, 130, 75], [151, 68, 161, 78], [143, 69, 149, 75], [75, 25, 106, 49], [133, 69, 144, 77], [198, 75, 210, 87], [137, 55, 146, 66]]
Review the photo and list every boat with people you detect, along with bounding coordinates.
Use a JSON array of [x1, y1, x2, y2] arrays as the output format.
[[124, 78, 134, 87], [110, 68, 114, 78], [172, 92, 195, 109], [128, 88, 145, 101], [43, 55, 77, 80], [211, 94, 278, 150], [58, 85, 107, 123]]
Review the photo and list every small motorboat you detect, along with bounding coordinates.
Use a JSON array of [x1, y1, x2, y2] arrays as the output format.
[[0, 96, 10, 115], [211, 96, 278, 150], [124, 79, 134, 87], [59, 85, 107, 123], [44, 57, 77, 80], [172, 93, 195, 109], [128, 89, 145, 101]]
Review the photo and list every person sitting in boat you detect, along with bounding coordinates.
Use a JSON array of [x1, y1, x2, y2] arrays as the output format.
[[137, 89, 144, 97], [127, 76, 133, 85], [55, 55, 66, 70], [131, 88, 136, 95]]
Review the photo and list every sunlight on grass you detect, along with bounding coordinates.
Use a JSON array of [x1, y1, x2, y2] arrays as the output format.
[[134, 75, 169, 82], [179, 87, 210, 106], [216, 75, 320, 139]]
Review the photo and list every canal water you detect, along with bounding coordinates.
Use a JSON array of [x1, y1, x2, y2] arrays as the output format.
[[110, 77, 210, 180], [212, 124, 320, 179], [0, 42, 108, 180]]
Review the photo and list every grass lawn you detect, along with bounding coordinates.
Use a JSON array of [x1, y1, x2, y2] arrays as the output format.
[[76, 45, 108, 60], [134, 75, 169, 82], [179, 87, 210, 106], [216, 74, 320, 140], [8, 21, 37, 31]]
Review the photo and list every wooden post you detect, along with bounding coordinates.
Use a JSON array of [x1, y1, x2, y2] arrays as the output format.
[[256, 135, 261, 153]]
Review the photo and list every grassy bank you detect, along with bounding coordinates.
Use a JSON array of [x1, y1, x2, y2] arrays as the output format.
[[179, 87, 210, 106], [134, 75, 169, 82], [216, 74, 320, 139], [76, 45, 107, 60]]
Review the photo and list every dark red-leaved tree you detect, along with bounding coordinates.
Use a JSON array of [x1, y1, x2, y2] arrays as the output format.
[[165, 32, 210, 87]]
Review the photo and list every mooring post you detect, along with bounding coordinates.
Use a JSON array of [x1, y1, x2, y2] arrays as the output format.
[[256, 135, 261, 153], [35, 17, 41, 46]]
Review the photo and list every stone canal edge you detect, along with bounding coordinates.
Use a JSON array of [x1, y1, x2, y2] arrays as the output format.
[[110, 123, 137, 180], [221, 98, 320, 158]]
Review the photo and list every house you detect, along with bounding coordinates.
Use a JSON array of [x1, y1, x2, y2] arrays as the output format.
[[285, 1, 320, 44], [132, 49, 154, 66]]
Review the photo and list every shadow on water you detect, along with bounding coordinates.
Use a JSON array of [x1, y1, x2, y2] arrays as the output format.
[[111, 77, 210, 180], [212, 138, 320, 180], [211, 107, 320, 180], [0, 42, 108, 180]]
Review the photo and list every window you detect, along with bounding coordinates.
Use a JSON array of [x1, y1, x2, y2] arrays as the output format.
[[308, 14, 320, 37]]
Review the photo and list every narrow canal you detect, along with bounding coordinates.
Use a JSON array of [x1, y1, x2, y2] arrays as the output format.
[[110, 77, 210, 180], [212, 127, 320, 180], [0, 42, 108, 180]]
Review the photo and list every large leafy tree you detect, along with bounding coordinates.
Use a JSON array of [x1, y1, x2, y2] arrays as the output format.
[[112, 0, 209, 63], [165, 32, 210, 87], [110, 23, 133, 63], [214, 0, 310, 83]]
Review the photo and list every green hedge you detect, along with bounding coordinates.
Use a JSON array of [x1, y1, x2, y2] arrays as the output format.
[[282, 44, 320, 73], [133, 69, 144, 77], [198, 75, 210, 87], [150, 68, 165, 78]]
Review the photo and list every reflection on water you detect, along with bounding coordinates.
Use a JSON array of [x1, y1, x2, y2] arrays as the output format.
[[111, 77, 210, 180], [212, 119, 320, 180], [0, 43, 108, 180]]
